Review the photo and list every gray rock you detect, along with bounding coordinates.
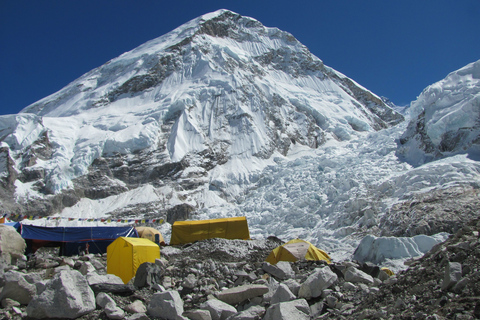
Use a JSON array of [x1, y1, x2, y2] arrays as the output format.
[[310, 301, 324, 318], [79, 261, 96, 275], [125, 300, 147, 314], [262, 261, 295, 280], [298, 267, 338, 299], [225, 305, 265, 320], [0, 270, 37, 305], [326, 295, 338, 308], [90, 282, 136, 295], [60, 257, 75, 267], [155, 257, 168, 268], [96, 292, 116, 308], [183, 309, 213, 320], [134, 262, 163, 288], [126, 313, 150, 320], [183, 273, 198, 289], [452, 277, 469, 293], [377, 269, 390, 281], [201, 298, 237, 320], [87, 273, 124, 286], [270, 283, 296, 304], [147, 290, 184, 319], [342, 281, 357, 291], [262, 276, 280, 302], [217, 284, 269, 305], [105, 301, 125, 319], [263, 299, 310, 320], [441, 261, 462, 291], [26, 269, 95, 319], [282, 279, 301, 296], [90, 258, 105, 271], [34, 280, 49, 295], [1, 298, 21, 309], [163, 275, 174, 289], [0, 225, 26, 265], [344, 266, 374, 285]]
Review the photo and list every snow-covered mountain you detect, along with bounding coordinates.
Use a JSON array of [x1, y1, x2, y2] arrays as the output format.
[[1, 10, 479, 264]]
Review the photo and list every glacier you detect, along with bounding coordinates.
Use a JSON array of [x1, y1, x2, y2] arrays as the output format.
[[1, 10, 479, 270]]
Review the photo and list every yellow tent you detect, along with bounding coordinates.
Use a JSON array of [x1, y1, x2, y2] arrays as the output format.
[[265, 239, 331, 265], [381, 267, 395, 276], [136, 227, 165, 245], [107, 237, 160, 284], [0, 217, 5, 223], [170, 216, 250, 245]]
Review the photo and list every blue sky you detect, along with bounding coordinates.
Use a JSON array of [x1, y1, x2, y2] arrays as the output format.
[[1, 1, 479, 115]]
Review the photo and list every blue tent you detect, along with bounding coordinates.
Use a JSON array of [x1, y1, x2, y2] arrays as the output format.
[[20, 224, 138, 256]]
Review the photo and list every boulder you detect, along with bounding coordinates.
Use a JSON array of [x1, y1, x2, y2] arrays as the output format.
[[262, 261, 295, 280], [201, 298, 237, 320], [217, 284, 269, 305], [344, 266, 374, 285], [135, 262, 163, 288], [96, 292, 115, 308], [147, 290, 184, 320], [79, 261, 96, 275], [0, 270, 37, 305], [298, 267, 338, 299], [262, 276, 279, 302], [226, 305, 265, 320], [26, 269, 95, 319], [183, 273, 198, 289], [441, 262, 462, 291], [310, 301, 324, 318], [90, 283, 136, 295], [0, 225, 26, 265], [263, 299, 310, 320], [325, 295, 338, 308], [1, 298, 21, 309], [183, 309, 213, 320], [282, 279, 301, 296], [270, 283, 296, 304], [125, 300, 147, 314], [126, 313, 150, 320], [90, 258, 105, 271], [87, 273, 124, 286], [105, 301, 125, 319]]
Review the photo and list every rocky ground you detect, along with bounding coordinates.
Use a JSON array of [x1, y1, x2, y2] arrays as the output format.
[[0, 217, 479, 320]]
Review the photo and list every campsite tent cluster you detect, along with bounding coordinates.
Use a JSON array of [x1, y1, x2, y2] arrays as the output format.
[[1, 216, 333, 283]]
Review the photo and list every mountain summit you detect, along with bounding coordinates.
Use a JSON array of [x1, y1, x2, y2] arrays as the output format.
[[1, 10, 479, 262]]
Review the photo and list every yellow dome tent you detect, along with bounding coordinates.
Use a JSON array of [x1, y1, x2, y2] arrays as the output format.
[[136, 227, 165, 245], [265, 239, 331, 265], [107, 237, 160, 284], [381, 267, 395, 276]]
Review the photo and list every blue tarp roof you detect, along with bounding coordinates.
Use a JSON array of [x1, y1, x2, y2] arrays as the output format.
[[20, 224, 137, 242]]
